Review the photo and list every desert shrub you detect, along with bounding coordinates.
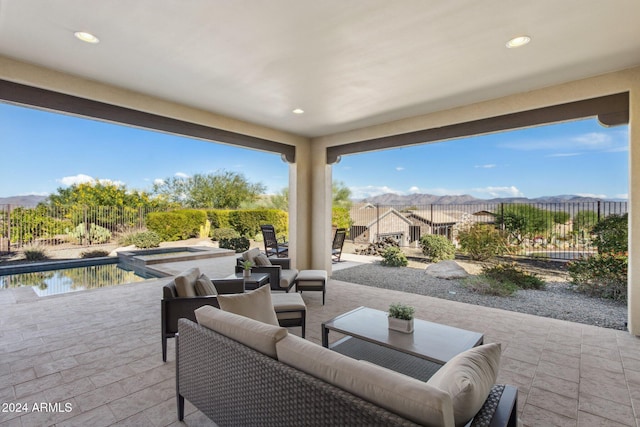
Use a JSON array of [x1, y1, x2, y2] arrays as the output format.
[[381, 247, 408, 267], [81, 249, 110, 258], [593, 213, 628, 254], [228, 209, 288, 238], [457, 224, 506, 261], [205, 209, 233, 229], [68, 223, 112, 244], [219, 236, 250, 253], [146, 209, 206, 241], [211, 227, 240, 241], [482, 262, 545, 290], [23, 245, 48, 261], [332, 206, 352, 233], [463, 276, 519, 296], [130, 231, 162, 248], [419, 234, 456, 262], [567, 252, 627, 301]]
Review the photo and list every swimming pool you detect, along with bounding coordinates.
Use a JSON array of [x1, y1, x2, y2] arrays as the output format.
[[0, 259, 166, 297]]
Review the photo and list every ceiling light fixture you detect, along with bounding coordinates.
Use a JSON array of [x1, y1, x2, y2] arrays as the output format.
[[74, 31, 100, 44], [292, 108, 305, 114], [506, 35, 531, 48]]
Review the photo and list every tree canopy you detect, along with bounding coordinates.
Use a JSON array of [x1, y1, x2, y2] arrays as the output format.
[[152, 171, 265, 209], [47, 181, 165, 209]]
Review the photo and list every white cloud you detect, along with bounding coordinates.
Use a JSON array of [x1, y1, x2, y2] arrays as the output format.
[[408, 186, 421, 193], [153, 178, 165, 186], [615, 193, 629, 199], [396, 167, 405, 171], [58, 174, 94, 186], [471, 186, 524, 198], [500, 131, 626, 153], [474, 164, 496, 169], [349, 185, 403, 199], [546, 153, 580, 158], [175, 172, 189, 178]]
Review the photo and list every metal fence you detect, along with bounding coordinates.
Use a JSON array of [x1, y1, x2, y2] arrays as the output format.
[[348, 201, 628, 260], [0, 204, 161, 254]]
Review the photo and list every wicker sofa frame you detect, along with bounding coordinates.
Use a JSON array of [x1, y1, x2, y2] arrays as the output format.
[[176, 319, 518, 427]]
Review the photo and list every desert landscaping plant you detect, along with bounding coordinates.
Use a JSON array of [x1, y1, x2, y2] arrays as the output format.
[[388, 303, 415, 320], [481, 262, 545, 290], [210, 227, 240, 241], [380, 247, 408, 267], [419, 234, 456, 262], [219, 236, 250, 253], [457, 223, 507, 261], [23, 245, 48, 261], [80, 249, 110, 258], [567, 252, 627, 301]]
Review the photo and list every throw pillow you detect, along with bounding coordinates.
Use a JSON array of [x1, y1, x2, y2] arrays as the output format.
[[427, 343, 501, 427], [241, 247, 261, 263], [217, 284, 279, 326], [194, 274, 217, 296], [174, 267, 200, 297], [254, 253, 272, 266]]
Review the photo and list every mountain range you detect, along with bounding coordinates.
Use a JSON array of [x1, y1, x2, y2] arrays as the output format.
[[0, 195, 48, 206], [357, 193, 625, 205]]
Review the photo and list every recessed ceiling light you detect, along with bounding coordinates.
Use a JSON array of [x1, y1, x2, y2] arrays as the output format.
[[74, 31, 100, 44], [506, 35, 531, 48], [292, 108, 304, 114]]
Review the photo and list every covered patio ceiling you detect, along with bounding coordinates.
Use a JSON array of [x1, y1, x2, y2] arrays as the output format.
[[1, 0, 639, 139]]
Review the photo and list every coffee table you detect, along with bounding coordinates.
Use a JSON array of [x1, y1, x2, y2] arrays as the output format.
[[322, 306, 483, 381], [225, 272, 269, 291]]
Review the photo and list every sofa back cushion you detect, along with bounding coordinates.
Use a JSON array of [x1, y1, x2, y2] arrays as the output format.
[[241, 247, 261, 263], [195, 305, 287, 359], [174, 267, 200, 297], [276, 334, 454, 427], [194, 274, 217, 296], [427, 343, 501, 427], [217, 284, 279, 326]]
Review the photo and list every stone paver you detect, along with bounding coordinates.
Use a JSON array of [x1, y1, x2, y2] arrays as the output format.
[[0, 253, 638, 426]]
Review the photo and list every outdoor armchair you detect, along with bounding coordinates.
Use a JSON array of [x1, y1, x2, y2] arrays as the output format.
[[260, 224, 288, 258], [237, 248, 298, 292]]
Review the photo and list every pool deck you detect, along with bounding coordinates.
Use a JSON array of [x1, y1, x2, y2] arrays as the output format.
[[1, 253, 639, 426]]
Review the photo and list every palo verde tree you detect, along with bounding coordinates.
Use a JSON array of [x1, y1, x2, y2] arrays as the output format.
[[152, 171, 266, 209], [494, 204, 553, 245]]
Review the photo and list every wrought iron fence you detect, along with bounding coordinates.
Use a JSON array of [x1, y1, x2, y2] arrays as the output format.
[[348, 201, 628, 260], [0, 204, 161, 254]]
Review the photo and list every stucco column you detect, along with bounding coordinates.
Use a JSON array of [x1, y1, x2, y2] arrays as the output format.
[[309, 143, 333, 272], [288, 143, 311, 270], [629, 85, 640, 336]]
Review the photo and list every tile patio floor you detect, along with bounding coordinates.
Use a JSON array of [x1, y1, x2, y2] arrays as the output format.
[[1, 253, 639, 426]]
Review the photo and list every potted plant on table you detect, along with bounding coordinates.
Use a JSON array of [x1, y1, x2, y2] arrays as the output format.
[[388, 303, 415, 333], [241, 260, 253, 278]]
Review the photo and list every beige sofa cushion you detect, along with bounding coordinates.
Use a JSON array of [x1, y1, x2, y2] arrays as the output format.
[[254, 253, 272, 266], [427, 343, 501, 427], [217, 284, 279, 326], [174, 267, 200, 297], [276, 335, 454, 427], [195, 305, 287, 359], [194, 274, 217, 296], [279, 268, 299, 288], [242, 247, 261, 263]]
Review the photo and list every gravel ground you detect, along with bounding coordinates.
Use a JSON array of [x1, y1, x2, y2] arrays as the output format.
[[331, 261, 628, 331]]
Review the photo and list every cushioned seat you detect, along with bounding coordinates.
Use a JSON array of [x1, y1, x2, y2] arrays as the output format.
[[237, 248, 298, 292], [271, 292, 306, 337], [296, 269, 327, 305]]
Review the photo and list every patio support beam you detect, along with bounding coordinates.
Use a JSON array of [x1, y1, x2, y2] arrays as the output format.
[[326, 93, 629, 163], [0, 79, 296, 162]]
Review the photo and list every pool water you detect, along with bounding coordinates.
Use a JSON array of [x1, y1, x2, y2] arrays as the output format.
[[0, 263, 160, 297]]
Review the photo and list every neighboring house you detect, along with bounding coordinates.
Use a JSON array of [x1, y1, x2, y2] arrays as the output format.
[[349, 204, 414, 245], [405, 209, 462, 241]]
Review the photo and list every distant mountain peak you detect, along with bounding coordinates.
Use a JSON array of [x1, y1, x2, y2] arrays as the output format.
[[356, 192, 614, 205]]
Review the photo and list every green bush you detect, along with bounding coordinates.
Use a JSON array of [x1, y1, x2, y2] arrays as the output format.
[[219, 236, 250, 253], [81, 249, 110, 258], [205, 209, 232, 229], [381, 247, 408, 267], [228, 209, 288, 239], [481, 262, 545, 290], [419, 234, 456, 262], [68, 223, 112, 244], [211, 227, 240, 241], [567, 253, 627, 301], [593, 213, 628, 254], [332, 206, 352, 234], [23, 245, 48, 261], [127, 230, 162, 248], [457, 224, 506, 261], [146, 209, 207, 241], [388, 303, 415, 320]]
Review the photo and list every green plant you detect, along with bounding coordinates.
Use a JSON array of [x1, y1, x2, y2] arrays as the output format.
[[23, 245, 48, 261], [381, 247, 408, 267], [457, 223, 507, 261], [219, 236, 250, 253], [146, 209, 207, 241], [240, 260, 253, 270], [463, 276, 519, 296], [592, 213, 628, 254], [211, 227, 240, 241], [128, 230, 162, 248], [388, 303, 415, 320], [81, 249, 110, 258], [567, 252, 627, 301], [419, 234, 456, 262], [68, 223, 112, 244], [481, 262, 545, 290]]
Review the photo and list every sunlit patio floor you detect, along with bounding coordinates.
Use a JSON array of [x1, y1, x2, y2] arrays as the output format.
[[1, 253, 639, 426]]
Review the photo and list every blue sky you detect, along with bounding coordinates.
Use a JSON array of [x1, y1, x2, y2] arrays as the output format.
[[1, 102, 629, 200]]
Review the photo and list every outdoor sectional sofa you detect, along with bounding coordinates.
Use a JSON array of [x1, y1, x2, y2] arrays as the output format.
[[176, 304, 518, 427]]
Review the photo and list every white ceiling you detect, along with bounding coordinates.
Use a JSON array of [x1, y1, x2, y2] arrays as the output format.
[[1, 0, 639, 138]]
